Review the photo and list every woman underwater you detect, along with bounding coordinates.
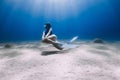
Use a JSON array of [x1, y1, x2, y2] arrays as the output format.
[[42, 23, 63, 50], [42, 23, 57, 43]]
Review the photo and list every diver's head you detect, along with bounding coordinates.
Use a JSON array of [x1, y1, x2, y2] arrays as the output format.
[[44, 23, 51, 30]]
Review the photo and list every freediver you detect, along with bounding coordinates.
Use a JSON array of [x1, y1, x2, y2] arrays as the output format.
[[42, 22, 63, 50], [42, 23, 57, 43]]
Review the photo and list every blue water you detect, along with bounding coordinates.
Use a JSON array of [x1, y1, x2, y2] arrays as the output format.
[[0, 0, 120, 42]]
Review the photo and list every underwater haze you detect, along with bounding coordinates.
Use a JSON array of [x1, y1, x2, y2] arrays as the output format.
[[0, 1, 120, 80], [0, 0, 120, 42]]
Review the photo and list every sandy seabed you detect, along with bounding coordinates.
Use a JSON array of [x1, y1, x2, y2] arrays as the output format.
[[0, 41, 120, 80]]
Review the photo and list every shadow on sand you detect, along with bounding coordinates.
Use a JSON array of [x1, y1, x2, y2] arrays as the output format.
[[41, 51, 61, 56]]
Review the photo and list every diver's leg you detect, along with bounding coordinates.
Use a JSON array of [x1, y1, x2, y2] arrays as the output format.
[[46, 38, 63, 50], [47, 34, 57, 41], [42, 35, 57, 44], [42, 34, 63, 50]]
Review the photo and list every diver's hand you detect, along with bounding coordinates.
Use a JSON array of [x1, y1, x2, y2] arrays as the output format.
[[43, 37, 48, 40], [42, 37, 49, 42]]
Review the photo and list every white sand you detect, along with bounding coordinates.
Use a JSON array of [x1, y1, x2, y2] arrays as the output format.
[[0, 41, 120, 80]]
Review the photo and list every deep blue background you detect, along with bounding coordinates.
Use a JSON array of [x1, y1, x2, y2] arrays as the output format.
[[0, 0, 120, 42]]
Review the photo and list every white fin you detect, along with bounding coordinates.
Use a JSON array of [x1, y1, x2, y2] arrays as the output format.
[[70, 36, 79, 43]]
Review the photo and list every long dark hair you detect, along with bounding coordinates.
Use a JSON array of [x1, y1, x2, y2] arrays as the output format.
[[45, 23, 51, 29], [44, 23, 52, 36]]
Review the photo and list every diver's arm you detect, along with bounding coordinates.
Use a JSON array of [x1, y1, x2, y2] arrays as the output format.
[[45, 28, 52, 38], [42, 31, 45, 40]]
